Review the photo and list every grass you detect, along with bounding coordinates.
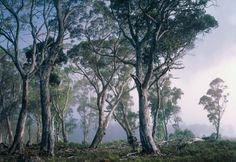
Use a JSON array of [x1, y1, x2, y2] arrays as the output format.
[[1, 140, 236, 162]]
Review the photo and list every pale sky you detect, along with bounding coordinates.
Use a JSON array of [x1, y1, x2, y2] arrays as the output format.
[[172, 0, 236, 137]]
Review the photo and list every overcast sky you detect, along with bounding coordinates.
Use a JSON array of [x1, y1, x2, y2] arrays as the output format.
[[171, 0, 236, 137]]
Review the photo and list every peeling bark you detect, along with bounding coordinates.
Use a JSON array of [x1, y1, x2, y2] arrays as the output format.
[[132, 73, 160, 154], [138, 87, 159, 154]]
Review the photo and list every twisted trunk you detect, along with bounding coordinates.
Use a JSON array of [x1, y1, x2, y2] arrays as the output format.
[[9, 78, 29, 153], [90, 92, 107, 148], [90, 89, 120, 148], [90, 105, 107, 148]]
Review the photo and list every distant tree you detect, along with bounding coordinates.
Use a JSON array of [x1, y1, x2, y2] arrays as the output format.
[[51, 67, 73, 143], [0, 54, 21, 145], [69, 37, 135, 148], [150, 75, 183, 141], [65, 113, 77, 140], [74, 78, 98, 145], [199, 78, 229, 140], [77, 96, 97, 145], [161, 81, 183, 141]]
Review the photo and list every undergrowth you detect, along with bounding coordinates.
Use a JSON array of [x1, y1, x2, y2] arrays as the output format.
[[0, 140, 236, 162]]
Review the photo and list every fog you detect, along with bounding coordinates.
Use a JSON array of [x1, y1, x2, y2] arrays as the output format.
[[68, 0, 236, 142], [171, 0, 236, 137]]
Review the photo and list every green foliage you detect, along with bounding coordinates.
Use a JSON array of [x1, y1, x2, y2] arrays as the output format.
[[169, 129, 195, 141], [110, 0, 218, 67], [50, 73, 61, 86]]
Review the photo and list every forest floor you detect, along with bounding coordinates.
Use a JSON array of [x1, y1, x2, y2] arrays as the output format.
[[1, 140, 236, 162]]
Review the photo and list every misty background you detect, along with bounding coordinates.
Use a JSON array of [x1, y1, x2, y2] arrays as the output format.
[[68, 0, 236, 143]]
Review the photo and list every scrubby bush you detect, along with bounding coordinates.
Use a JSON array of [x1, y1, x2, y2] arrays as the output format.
[[169, 129, 195, 141]]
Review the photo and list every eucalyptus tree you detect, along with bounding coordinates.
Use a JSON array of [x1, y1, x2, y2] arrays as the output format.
[[150, 74, 166, 139], [77, 95, 97, 145], [68, 1, 135, 148], [0, 0, 50, 152], [110, 0, 218, 153], [50, 67, 73, 143], [74, 78, 98, 145], [0, 0, 83, 155], [68, 39, 133, 148], [37, 0, 82, 155], [150, 75, 183, 140], [160, 78, 183, 140], [199, 78, 229, 140]]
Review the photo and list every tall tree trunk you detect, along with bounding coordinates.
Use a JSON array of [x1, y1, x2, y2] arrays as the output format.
[[152, 82, 161, 139], [6, 116, 13, 145], [138, 87, 159, 154], [9, 78, 29, 153], [40, 67, 54, 156], [61, 117, 68, 143]]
